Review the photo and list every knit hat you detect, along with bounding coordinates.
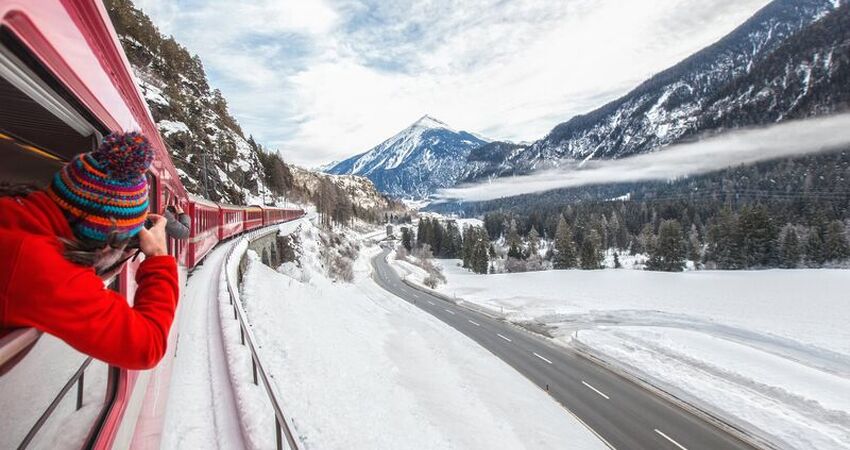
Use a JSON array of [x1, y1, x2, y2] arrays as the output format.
[[47, 132, 153, 241]]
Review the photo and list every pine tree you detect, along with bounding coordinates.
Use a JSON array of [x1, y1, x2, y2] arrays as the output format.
[[613, 252, 622, 269], [579, 231, 603, 270], [444, 221, 463, 259], [705, 209, 743, 269], [646, 220, 686, 272], [805, 226, 825, 266], [823, 221, 850, 262], [687, 224, 701, 269], [471, 226, 490, 274], [553, 215, 577, 269], [401, 227, 413, 252], [738, 206, 778, 268], [780, 226, 800, 268], [528, 226, 540, 257], [461, 225, 473, 268], [637, 223, 655, 255]]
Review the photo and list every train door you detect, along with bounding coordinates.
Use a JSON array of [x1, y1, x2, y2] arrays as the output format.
[[0, 30, 116, 449]]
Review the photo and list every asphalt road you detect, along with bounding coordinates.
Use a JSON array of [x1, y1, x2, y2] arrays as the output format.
[[371, 249, 759, 450]]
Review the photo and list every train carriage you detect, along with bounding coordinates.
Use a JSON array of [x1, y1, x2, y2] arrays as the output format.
[[186, 194, 220, 268], [243, 205, 264, 231], [218, 203, 245, 241]]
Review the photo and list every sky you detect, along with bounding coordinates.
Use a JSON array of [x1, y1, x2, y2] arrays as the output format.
[[133, 0, 772, 168]]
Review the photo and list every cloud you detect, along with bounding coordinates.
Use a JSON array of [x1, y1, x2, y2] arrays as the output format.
[[435, 113, 850, 202], [132, 0, 772, 167]]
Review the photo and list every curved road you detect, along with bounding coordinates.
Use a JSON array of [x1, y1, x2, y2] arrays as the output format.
[[372, 249, 758, 450]]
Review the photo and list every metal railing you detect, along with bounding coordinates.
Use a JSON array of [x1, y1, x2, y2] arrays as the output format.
[[18, 357, 93, 449], [1, 329, 105, 450], [223, 224, 301, 450]]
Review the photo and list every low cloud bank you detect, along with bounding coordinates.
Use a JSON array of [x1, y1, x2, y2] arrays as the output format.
[[436, 113, 850, 203]]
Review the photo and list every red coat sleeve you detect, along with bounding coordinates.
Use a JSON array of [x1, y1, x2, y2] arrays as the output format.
[[7, 238, 179, 370]]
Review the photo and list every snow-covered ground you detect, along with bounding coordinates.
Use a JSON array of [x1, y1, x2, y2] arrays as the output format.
[[237, 219, 605, 449], [161, 242, 246, 450], [397, 260, 850, 449]]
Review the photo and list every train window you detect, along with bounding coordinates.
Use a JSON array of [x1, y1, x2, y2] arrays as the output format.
[[0, 30, 104, 186]]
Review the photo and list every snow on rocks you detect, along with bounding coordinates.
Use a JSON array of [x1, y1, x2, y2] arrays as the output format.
[[158, 120, 191, 136]]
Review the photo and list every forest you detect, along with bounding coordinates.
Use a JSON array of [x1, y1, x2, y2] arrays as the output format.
[[429, 148, 850, 272]]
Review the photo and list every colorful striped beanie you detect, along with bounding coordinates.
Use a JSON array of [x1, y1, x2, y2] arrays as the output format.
[[48, 132, 153, 242]]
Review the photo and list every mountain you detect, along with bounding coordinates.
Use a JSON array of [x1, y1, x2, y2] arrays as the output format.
[[462, 0, 847, 183], [326, 115, 488, 199]]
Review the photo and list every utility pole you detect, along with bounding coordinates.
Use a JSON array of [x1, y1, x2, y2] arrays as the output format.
[[201, 149, 210, 199]]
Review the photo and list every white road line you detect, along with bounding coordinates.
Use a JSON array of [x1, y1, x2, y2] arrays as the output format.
[[427, 301, 435, 305], [445, 309, 456, 315], [533, 352, 553, 364], [654, 429, 688, 450], [497, 334, 512, 342], [581, 381, 610, 400], [468, 320, 480, 326]]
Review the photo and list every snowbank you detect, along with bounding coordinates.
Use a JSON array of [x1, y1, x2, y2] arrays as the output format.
[[238, 221, 605, 449], [422, 264, 850, 449]]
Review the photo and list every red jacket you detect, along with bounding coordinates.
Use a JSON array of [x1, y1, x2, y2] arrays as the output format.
[[0, 191, 179, 370]]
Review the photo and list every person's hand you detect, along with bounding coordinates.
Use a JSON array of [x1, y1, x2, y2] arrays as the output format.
[[138, 214, 168, 257], [175, 204, 184, 214]]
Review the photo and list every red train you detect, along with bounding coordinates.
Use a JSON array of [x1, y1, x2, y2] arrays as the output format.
[[0, 1, 303, 449], [186, 195, 305, 268]]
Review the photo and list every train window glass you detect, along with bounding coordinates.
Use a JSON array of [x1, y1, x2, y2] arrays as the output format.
[[0, 30, 103, 186], [0, 336, 109, 450]]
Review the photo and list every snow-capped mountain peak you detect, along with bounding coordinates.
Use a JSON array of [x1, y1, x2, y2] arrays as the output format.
[[412, 114, 454, 131], [326, 116, 489, 199]]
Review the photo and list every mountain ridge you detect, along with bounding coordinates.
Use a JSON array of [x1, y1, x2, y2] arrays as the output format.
[[326, 115, 488, 198], [461, 0, 847, 183]]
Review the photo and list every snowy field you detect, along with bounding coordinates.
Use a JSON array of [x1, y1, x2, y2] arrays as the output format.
[[238, 220, 605, 449], [397, 260, 850, 449]]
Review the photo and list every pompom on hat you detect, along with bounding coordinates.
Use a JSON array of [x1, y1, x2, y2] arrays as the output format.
[[47, 131, 153, 241]]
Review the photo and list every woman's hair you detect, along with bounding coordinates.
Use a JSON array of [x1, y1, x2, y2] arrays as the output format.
[[0, 182, 40, 197], [1, 182, 132, 272]]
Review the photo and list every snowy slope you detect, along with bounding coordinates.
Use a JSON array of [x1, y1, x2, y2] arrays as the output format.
[[236, 221, 605, 449], [160, 242, 246, 450], [327, 116, 488, 198], [418, 264, 850, 449], [462, 0, 848, 182]]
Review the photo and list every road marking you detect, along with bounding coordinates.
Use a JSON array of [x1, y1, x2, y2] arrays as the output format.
[[497, 334, 512, 342], [654, 429, 688, 450], [427, 301, 435, 305], [581, 381, 610, 400], [468, 320, 480, 326], [445, 309, 455, 315], [533, 352, 553, 364]]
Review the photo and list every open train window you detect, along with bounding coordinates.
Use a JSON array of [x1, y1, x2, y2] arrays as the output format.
[[0, 28, 105, 186]]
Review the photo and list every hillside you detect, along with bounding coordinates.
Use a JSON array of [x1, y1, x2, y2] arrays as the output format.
[[290, 166, 404, 212], [105, 0, 400, 219], [462, 0, 847, 182]]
